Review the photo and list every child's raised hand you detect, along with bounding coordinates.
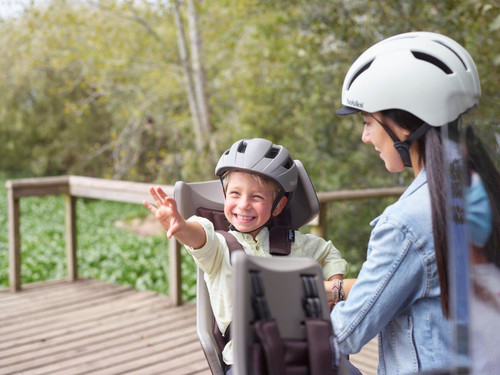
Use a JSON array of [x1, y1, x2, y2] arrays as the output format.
[[143, 187, 184, 238]]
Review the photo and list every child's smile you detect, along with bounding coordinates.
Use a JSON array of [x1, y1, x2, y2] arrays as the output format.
[[223, 171, 277, 238]]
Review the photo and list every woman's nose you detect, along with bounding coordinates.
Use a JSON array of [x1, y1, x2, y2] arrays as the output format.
[[361, 125, 371, 144]]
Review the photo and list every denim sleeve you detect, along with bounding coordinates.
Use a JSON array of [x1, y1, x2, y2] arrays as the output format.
[[330, 216, 429, 354]]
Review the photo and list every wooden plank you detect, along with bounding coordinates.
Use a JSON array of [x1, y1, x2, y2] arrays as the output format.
[[131, 352, 211, 375], [317, 186, 405, 202], [0, 304, 195, 362], [0, 279, 109, 304], [65, 195, 78, 280], [5, 176, 69, 199], [350, 337, 379, 375], [7, 187, 20, 292], [169, 239, 182, 306], [68, 175, 173, 204], [44, 332, 202, 375], [0, 279, 379, 375], [0, 283, 137, 326], [1, 315, 198, 374], [0, 280, 209, 375]]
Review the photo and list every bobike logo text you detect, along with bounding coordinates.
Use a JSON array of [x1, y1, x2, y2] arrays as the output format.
[[346, 99, 363, 109]]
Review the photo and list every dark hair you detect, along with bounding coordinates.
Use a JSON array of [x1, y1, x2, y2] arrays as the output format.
[[425, 127, 450, 316], [381, 109, 451, 316], [381, 109, 427, 167], [376, 111, 500, 318]]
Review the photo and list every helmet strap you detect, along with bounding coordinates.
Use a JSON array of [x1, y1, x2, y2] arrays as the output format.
[[369, 114, 430, 167]]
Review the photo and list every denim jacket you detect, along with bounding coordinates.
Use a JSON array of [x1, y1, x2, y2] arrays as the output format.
[[331, 169, 452, 374]]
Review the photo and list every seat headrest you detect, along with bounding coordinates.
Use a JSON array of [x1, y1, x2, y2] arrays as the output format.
[[173, 159, 319, 230]]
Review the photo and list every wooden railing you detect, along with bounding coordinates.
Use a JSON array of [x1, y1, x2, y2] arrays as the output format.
[[5, 175, 406, 305], [5, 176, 178, 300]]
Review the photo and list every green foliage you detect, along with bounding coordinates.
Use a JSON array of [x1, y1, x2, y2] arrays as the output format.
[[75, 197, 171, 293], [326, 197, 399, 278], [0, 0, 190, 181], [1, 1, 499, 291], [1, 0, 498, 187], [0, 178, 198, 299]]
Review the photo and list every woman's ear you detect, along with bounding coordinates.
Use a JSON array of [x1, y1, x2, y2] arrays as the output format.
[[401, 128, 411, 138], [385, 115, 411, 139], [272, 196, 288, 216]]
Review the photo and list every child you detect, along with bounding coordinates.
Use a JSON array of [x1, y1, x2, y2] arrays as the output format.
[[143, 138, 348, 370]]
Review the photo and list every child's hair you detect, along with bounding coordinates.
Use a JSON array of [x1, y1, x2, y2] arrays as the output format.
[[221, 170, 282, 199]]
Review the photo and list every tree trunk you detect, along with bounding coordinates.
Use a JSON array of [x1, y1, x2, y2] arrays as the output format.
[[187, 0, 211, 137], [173, 0, 204, 151]]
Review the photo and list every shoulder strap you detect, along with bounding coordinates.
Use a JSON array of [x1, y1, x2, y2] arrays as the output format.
[[268, 226, 294, 256], [219, 226, 293, 257], [196, 205, 293, 256], [216, 230, 244, 262], [211, 229, 242, 356]]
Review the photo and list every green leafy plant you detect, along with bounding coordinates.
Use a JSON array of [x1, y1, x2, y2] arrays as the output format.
[[0, 178, 198, 300]]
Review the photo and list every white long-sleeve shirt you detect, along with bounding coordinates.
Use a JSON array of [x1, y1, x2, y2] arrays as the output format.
[[185, 215, 348, 365]]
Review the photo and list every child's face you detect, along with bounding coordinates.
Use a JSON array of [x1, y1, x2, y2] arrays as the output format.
[[224, 171, 277, 238]]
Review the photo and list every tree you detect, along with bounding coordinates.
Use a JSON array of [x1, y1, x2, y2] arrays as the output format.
[[0, 0, 498, 188]]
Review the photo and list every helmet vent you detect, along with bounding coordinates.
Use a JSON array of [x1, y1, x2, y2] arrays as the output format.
[[237, 142, 247, 153], [411, 51, 452, 74], [283, 157, 294, 170], [264, 147, 280, 159], [435, 41, 467, 69], [348, 59, 374, 90]]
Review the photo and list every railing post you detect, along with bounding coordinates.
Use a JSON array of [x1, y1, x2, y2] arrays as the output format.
[[7, 184, 21, 292], [169, 238, 182, 305], [65, 195, 78, 281], [310, 202, 328, 239]]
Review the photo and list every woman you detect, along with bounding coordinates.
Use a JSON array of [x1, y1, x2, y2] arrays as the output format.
[[465, 126, 500, 375], [329, 32, 482, 374]]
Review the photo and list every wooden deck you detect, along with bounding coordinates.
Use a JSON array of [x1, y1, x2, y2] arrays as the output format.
[[0, 279, 377, 375], [0, 279, 210, 375]]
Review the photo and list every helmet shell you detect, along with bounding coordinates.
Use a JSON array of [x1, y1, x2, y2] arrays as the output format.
[[339, 32, 481, 126], [215, 138, 298, 193]]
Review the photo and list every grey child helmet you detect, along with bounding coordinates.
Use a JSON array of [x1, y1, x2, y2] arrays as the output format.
[[215, 138, 321, 234], [215, 138, 298, 194]]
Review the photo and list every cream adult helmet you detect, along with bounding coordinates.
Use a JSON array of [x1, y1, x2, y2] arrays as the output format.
[[337, 31, 481, 126]]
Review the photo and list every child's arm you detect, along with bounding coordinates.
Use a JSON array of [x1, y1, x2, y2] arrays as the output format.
[[143, 186, 206, 249]]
